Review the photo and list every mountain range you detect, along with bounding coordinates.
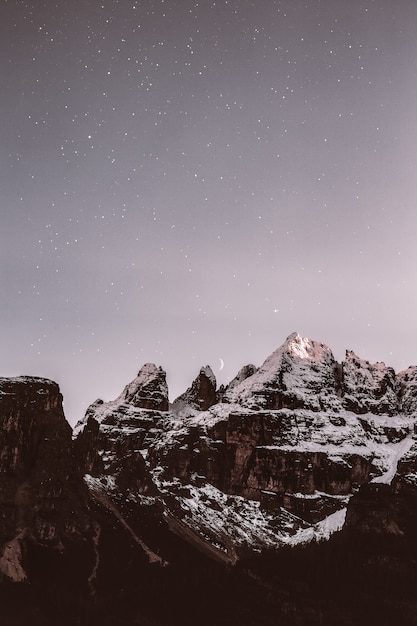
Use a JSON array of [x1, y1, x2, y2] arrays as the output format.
[[1, 332, 416, 625]]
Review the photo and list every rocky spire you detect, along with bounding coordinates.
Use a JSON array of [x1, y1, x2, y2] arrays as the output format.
[[173, 365, 217, 412]]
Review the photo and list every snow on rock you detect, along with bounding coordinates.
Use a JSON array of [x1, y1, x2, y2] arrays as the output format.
[[76, 395, 416, 557], [342, 350, 398, 415], [395, 439, 417, 486], [152, 472, 348, 558], [73, 364, 171, 470], [152, 472, 310, 562], [397, 366, 417, 415], [78, 363, 169, 421], [225, 364, 258, 393], [84, 475, 166, 567], [224, 332, 341, 412], [371, 435, 415, 485], [172, 365, 218, 413], [115, 363, 169, 411], [285, 332, 332, 361], [285, 507, 348, 546], [73, 335, 417, 564], [73, 366, 170, 460]]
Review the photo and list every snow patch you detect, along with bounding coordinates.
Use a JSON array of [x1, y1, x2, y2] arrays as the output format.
[[371, 435, 415, 484], [284, 508, 348, 546], [286, 332, 332, 362]]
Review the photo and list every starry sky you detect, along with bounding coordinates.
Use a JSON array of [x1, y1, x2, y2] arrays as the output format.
[[2, 0, 417, 425]]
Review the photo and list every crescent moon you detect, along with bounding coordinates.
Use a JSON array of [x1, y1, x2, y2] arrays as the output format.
[[219, 358, 224, 371]]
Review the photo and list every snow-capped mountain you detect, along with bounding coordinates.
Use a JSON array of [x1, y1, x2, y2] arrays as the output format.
[[72, 332, 417, 563], [1, 333, 417, 625]]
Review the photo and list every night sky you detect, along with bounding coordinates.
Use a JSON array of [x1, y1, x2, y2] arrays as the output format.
[[2, 0, 417, 425]]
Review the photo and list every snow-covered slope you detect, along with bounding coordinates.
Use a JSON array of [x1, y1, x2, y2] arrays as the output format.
[[224, 332, 342, 412]]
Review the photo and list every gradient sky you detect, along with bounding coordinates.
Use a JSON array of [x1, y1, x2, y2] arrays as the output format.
[[2, 0, 417, 425]]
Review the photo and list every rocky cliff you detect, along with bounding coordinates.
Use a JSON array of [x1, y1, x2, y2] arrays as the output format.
[[1, 333, 417, 625], [0, 376, 92, 584]]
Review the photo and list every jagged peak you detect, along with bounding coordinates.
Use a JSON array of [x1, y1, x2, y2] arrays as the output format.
[[398, 365, 417, 380], [226, 364, 258, 392], [173, 365, 217, 412], [342, 349, 398, 415], [223, 333, 338, 411], [344, 349, 391, 372], [199, 365, 216, 387], [137, 362, 166, 381], [120, 363, 167, 393], [115, 363, 169, 410]]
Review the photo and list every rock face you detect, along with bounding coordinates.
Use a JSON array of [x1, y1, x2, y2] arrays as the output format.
[[342, 350, 398, 415], [116, 363, 169, 411], [1, 333, 417, 625], [0, 377, 91, 583], [172, 365, 218, 412], [398, 366, 417, 415]]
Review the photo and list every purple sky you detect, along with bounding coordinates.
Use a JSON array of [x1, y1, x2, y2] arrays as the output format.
[[2, 0, 417, 424]]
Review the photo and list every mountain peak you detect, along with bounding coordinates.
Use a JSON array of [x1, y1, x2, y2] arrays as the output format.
[[116, 363, 169, 411], [224, 333, 337, 411], [284, 332, 333, 362], [199, 364, 216, 387], [173, 364, 218, 412]]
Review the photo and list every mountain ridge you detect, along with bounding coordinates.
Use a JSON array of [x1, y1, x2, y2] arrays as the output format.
[[0, 332, 417, 625]]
